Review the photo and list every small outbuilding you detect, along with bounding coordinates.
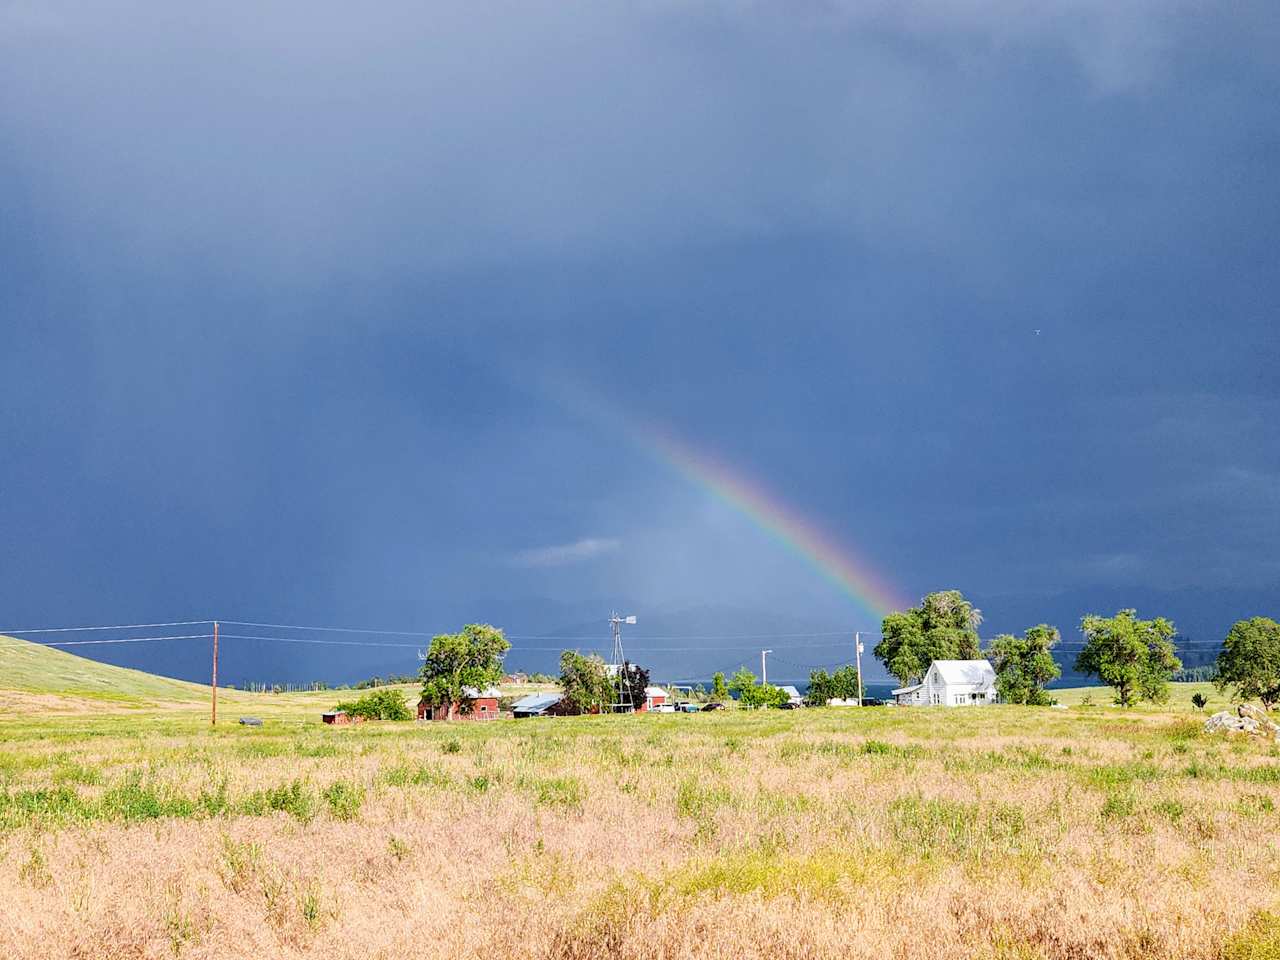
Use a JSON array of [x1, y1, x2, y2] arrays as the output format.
[[893, 660, 997, 707], [511, 692, 565, 718], [779, 685, 804, 706], [640, 686, 668, 712], [322, 710, 352, 725]]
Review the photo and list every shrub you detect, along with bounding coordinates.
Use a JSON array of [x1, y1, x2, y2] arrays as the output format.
[[322, 780, 364, 821], [241, 778, 317, 823], [332, 688, 411, 721]]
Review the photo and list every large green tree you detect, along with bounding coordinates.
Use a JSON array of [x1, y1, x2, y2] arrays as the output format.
[[986, 624, 1061, 705], [874, 590, 983, 686], [557, 650, 612, 715], [419, 624, 510, 719], [1075, 610, 1180, 706], [1216, 617, 1280, 709]]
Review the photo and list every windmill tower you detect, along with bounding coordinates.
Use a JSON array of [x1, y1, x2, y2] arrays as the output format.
[[609, 612, 637, 713]]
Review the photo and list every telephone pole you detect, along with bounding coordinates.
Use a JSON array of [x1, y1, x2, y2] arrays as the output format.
[[211, 620, 219, 726], [854, 630, 864, 707], [761, 649, 772, 685]]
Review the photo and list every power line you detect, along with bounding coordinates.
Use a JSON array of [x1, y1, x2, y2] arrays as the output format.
[[0, 619, 212, 635], [34, 633, 213, 647], [218, 633, 423, 649], [218, 619, 860, 642]]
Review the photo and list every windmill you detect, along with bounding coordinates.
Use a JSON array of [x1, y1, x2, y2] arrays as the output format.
[[609, 612, 637, 713]]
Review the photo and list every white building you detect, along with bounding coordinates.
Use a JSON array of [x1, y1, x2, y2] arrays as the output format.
[[892, 660, 997, 706]]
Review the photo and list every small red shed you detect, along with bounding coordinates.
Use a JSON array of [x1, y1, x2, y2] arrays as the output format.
[[638, 686, 668, 713]]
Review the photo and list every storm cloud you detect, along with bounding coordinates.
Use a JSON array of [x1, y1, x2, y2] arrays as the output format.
[[1, 0, 1277, 682]]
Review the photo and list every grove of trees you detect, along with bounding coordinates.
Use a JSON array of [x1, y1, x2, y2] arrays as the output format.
[[805, 665, 861, 706]]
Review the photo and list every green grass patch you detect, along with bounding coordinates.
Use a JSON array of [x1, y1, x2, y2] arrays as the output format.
[[322, 780, 364, 821], [888, 795, 1026, 857]]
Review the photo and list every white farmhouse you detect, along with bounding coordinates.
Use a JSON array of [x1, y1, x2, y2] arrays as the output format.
[[892, 660, 997, 707]]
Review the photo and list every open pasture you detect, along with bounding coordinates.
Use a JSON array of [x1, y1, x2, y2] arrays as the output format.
[[2, 689, 1280, 960]]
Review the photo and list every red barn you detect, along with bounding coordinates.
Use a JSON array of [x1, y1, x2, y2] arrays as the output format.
[[418, 685, 502, 721]]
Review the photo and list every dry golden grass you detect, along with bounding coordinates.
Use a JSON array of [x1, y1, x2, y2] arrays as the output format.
[[2, 702, 1280, 960]]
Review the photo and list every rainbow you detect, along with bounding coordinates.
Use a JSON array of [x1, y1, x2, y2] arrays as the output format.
[[641, 424, 911, 623]]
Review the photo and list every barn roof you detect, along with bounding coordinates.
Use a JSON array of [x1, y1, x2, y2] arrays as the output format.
[[779, 685, 803, 701], [644, 686, 667, 698], [512, 693, 562, 713], [930, 660, 996, 685], [891, 683, 923, 696]]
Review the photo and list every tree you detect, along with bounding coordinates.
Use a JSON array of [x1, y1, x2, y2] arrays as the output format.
[[1075, 610, 1180, 707], [419, 624, 510, 719], [874, 590, 983, 686], [986, 624, 1062, 705], [832, 665, 861, 700], [727, 667, 757, 698], [710, 672, 729, 701], [806, 670, 837, 706], [1215, 617, 1280, 709], [617, 661, 650, 712], [739, 681, 789, 709], [725, 666, 787, 708], [1190, 692, 1209, 711], [558, 650, 612, 715]]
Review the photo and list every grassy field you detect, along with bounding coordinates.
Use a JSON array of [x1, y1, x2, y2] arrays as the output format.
[[2, 640, 1279, 959]]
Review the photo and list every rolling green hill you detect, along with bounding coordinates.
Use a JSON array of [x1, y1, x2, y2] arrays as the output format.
[[0, 633, 209, 702]]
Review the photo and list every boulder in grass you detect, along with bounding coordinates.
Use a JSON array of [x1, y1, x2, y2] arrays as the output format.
[[1204, 706, 1280, 741]]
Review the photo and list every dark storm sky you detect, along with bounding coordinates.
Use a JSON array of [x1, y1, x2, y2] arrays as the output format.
[[1, 1, 1277, 683]]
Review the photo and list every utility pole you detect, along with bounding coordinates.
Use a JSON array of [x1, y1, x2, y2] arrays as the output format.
[[211, 620, 219, 726], [854, 630, 864, 707], [761, 649, 772, 685]]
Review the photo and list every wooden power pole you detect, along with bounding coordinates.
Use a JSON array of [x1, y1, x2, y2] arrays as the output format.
[[211, 620, 219, 726]]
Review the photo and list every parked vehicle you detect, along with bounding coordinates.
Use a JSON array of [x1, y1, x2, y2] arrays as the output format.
[[701, 702, 724, 711]]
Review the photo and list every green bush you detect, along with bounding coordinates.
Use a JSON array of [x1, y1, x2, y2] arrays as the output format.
[[322, 780, 364, 821], [332, 688, 412, 721]]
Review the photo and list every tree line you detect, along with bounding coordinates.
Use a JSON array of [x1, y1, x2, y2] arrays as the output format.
[[868, 589, 1280, 709], [349, 603, 1280, 721]]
